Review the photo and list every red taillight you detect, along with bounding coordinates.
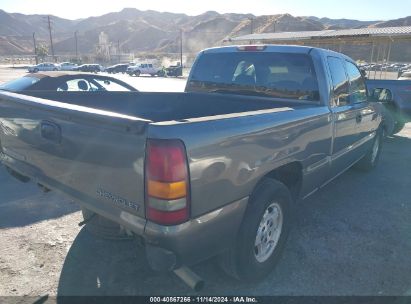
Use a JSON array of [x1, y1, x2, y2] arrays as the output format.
[[237, 45, 267, 51], [145, 139, 189, 225], [147, 142, 187, 182]]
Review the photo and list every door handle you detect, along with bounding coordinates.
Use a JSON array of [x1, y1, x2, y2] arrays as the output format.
[[40, 121, 61, 143], [356, 114, 362, 123]]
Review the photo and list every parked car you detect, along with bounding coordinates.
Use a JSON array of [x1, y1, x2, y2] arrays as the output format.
[[0, 45, 383, 290], [126, 63, 163, 76], [58, 62, 78, 71], [165, 63, 183, 77], [73, 64, 102, 73], [0, 72, 138, 92], [106, 64, 129, 74], [27, 62, 59, 73], [398, 71, 411, 80], [367, 79, 411, 135]]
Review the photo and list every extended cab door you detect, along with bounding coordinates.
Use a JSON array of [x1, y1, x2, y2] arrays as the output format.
[[327, 56, 369, 178], [344, 60, 378, 156]]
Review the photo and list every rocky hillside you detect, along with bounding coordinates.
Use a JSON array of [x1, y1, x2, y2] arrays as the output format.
[[0, 8, 410, 61]]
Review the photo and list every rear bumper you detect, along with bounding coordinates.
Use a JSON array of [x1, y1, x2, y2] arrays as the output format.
[[2, 157, 248, 271], [143, 197, 248, 270]]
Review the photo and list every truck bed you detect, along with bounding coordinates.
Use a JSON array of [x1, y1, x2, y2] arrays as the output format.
[[23, 91, 307, 122]]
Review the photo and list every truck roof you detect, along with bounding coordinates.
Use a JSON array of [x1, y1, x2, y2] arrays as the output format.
[[201, 44, 354, 62]]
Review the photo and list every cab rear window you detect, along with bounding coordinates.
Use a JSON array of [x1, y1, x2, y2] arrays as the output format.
[[188, 52, 320, 102]]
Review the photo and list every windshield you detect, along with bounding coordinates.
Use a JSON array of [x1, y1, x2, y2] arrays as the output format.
[[0, 76, 40, 92], [187, 52, 320, 102]]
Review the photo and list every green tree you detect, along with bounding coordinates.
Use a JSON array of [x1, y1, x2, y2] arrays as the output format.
[[37, 44, 49, 62]]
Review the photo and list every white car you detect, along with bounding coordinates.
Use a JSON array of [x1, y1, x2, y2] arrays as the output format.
[[126, 63, 164, 77], [28, 63, 60, 73], [398, 71, 411, 80], [59, 62, 78, 71]]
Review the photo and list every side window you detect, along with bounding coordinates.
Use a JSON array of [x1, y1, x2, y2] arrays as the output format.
[[369, 88, 392, 102], [345, 61, 367, 103], [327, 57, 349, 106], [148, 64, 153, 68], [58, 79, 94, 91]]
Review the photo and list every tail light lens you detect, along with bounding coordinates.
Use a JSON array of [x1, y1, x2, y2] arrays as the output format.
[[145, 139, 190, 225], [237, 45, 267, 51]]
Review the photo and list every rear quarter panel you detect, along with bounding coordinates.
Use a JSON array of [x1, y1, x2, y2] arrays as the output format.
[[148, 106, 333, 217]]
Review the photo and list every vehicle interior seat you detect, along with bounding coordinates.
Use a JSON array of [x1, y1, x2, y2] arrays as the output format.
[[77, 80, 89, 91], [234, 74, 256, 86]]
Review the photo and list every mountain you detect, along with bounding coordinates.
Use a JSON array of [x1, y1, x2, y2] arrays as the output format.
[[0, 8, 410, 61], [306, 17, 378, 29], [371, 16, 411, 27]]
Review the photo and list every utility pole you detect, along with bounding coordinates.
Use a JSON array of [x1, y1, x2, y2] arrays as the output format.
[[117, 39, 121, 63], [249, 17, 254, 34], [74, 31, 78, 61], [273, 20, 278, 33], [248, 17, 254, 44], [46, 16, 55, 62], [32, 32, 38, 64], [180, 29, 183, 69]]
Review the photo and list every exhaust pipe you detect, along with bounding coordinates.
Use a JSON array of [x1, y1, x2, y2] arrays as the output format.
[[173, 266, 204, 292]]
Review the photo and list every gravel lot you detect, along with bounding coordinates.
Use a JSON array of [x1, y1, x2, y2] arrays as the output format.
[[0, 67, 410, 296]]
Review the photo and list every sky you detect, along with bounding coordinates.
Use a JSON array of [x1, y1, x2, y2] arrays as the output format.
[[1, 0, 411, 21]]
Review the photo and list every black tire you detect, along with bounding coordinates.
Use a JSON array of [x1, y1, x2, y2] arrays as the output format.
[[81, 207, 132, 240], [354, 128, 383, 171], [53, 68, 57, 71], [219, 178, 292, 281], [33, 68, 39, 73], [392, 121, 405, 134], [135, 70, 141, 77]]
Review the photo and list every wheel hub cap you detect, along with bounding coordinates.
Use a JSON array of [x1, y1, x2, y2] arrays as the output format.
[[254, 202, 283, 263]]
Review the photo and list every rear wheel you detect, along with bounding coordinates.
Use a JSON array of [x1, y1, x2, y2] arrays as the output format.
[[219, 178, 291, 281], [81, 207, 132, 240]]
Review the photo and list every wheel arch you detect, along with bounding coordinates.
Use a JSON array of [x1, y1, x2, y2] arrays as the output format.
[[255, 161, 303, 203]]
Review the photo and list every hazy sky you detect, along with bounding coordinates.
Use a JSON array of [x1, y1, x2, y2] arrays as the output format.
[[1, 0, 410, 20]]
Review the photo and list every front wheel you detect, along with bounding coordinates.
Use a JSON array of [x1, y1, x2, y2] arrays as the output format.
[[392, 121, 405, 134], [219, 178, 291, 281], [354, 128, 383, 171]]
